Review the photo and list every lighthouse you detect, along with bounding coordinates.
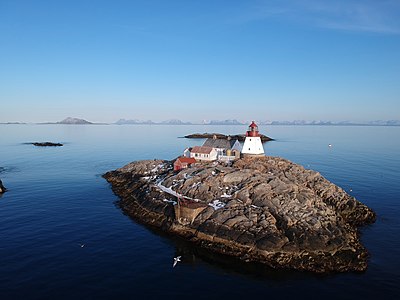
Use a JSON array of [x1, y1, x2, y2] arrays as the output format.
[[242, 121, 265, 157]]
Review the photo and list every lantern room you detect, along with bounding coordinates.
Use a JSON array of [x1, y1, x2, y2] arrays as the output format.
[[246, 121, 260, 137]]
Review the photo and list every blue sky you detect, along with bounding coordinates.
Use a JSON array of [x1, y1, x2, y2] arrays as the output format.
[[1, 0, 399, 123]]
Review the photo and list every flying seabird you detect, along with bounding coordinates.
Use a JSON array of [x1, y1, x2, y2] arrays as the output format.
[[173, 256, 181, 268]]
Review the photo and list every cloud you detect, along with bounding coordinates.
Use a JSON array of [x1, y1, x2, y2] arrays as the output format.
[[243, 0, 400, 34]]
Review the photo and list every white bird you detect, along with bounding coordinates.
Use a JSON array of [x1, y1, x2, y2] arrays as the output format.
[[173, 256, 181, 268], [328, 144, 332, 147], [79, 244, 85, 248]]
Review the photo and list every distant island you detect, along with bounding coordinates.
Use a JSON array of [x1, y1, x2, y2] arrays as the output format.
[[37, 117, 109, 125], [185, 133, 273, 143], [115, 119, 155, 125], [114, 119, 244, 125], [207, 119, 244, 125], [29, 142, 63, 147], [36, 117, 93, 125], [57, 117, 92, 125], [265, 120, 400, 126], [1, 118, 400, 126], [114, 119, 400, 126]]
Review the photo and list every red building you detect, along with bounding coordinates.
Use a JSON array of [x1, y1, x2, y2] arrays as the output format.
[[174, 157, 197, 171]]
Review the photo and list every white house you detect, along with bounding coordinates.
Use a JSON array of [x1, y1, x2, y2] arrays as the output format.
[[190, 146, 218, 161], [202, 136, 242, 156]]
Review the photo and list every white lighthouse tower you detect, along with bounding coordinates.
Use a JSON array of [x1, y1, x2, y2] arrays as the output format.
[[242, 121, 265, 157]]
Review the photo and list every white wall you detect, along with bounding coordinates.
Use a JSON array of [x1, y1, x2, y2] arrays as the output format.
[[190, 149, 218, 161], [232, 140, 242, 152], [183, 148, 191, 158], [242, 137, 264, 155]]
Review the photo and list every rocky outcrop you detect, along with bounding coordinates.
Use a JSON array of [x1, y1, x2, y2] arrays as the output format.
[[103, 156, 376, 273], [0, 179, 6, 193], [185, 133, 273, 142], [30, 142, 63, 147]]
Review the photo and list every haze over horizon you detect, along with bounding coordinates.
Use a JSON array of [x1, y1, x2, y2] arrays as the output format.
[[1, 0, 399, 123]]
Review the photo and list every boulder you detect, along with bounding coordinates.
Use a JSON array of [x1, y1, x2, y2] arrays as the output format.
[[223, 170, 253, 184], [0, 179, 6, 193]]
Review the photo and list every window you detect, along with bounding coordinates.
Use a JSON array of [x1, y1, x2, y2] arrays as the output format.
[[250, 138, 252, 141], [248, 148, 251, 150]]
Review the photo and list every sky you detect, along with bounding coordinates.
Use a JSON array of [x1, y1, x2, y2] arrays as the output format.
[[1, 0, 399, 123]]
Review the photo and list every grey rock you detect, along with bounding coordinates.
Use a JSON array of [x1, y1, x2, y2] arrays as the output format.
[[223, 170, 253, 184]]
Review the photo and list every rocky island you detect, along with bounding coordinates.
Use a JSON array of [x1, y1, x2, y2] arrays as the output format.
[[103, 156, 376, 273], [57, 117, 92, 125], [0, 179, 6, 194], [30, 142, 63, 147]]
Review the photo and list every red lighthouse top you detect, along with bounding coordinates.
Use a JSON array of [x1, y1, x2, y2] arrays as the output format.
[[246, 121, 260, 137]]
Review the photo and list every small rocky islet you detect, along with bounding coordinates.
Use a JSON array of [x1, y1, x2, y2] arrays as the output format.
[[30, 142, 63, 147], [185, 133, 273, 143], [0, 179, 6, 194], [103, 156, 376, 273]]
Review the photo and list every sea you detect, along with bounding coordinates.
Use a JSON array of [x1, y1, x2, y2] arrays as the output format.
[[0, 124, 399, 300]]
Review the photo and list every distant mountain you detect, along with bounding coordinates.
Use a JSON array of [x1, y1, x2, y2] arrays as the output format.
[[270, 120, 341, 125], [115, 119, 191, 125], [257, 120, 273, 125], [115, 119, 155, 125], [57, 117, 92, 125], [31, 117, 398, 126], [265, 120, 400, 126], [160, 119, 192, 125], [207, 119, 244, 125], [365, 120, 400, 126]]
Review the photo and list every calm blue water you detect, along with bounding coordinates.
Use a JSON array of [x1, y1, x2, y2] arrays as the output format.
[[0, 124, 399, 299]]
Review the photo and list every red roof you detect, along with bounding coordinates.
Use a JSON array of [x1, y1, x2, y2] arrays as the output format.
[[249, 121, 258, 128], [191, 146, 214, 154], [175, 157, 197, 164]]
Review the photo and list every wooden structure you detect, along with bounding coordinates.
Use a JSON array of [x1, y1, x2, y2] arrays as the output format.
[[174, 157, 197, 171]]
